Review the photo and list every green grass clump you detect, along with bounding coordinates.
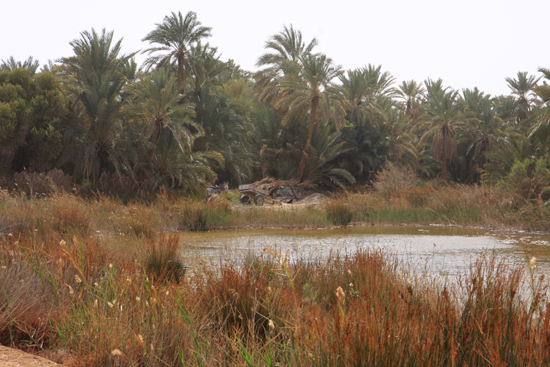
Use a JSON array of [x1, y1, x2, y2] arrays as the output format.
[[324, 198, 353, 226]]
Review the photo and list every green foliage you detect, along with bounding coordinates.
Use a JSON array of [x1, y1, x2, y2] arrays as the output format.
[[190, 86, 254, 185], [0, 69, 68, 174], [58, 28, 135, 183], [497, 153, 550, 201]]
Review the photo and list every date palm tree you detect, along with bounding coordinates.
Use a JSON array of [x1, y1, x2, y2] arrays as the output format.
[[0, 56, 40, 76], [505, 71, 540, 124], [276, 54, 343, 179], [254, 25, 318, 107], [142, 11, 212, 87], [419, 79, 465, 181], [58, 28, 135, 183], [396, 80, 425, 122], [339, 65, 394, 128], [459, 88, 505, 182], [123, 68, 199, 159], [531, 67, 550, 142]]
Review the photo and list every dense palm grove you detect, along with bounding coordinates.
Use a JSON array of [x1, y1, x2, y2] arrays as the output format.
[[1, 11, 550, 195]]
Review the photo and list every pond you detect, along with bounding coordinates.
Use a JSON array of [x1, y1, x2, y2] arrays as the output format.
[[177, 225, 550, 276]]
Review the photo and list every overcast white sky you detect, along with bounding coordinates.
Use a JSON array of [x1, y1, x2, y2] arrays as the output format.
[[2, 0, 549, 96]]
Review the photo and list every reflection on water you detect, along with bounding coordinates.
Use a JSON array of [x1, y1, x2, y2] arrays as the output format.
[[177, 225, 550, 276]]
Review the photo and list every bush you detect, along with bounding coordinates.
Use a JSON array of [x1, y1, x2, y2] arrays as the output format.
[[497, 153, 550, 202], [374, 162, 417, 197]]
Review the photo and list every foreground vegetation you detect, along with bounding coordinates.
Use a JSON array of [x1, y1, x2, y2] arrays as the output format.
[[0, 228, 548, 366]]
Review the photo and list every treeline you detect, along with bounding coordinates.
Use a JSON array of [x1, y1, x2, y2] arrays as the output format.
[[1, 11, 549, 196]]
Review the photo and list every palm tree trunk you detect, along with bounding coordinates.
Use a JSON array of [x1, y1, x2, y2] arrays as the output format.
[[297, 96, 319, 180], [441, 155, 448, 181], [177, 52, 185, 86]]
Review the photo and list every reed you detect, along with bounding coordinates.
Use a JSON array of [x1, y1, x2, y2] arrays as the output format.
[[324, 198, 353, 226], [1, 227, 549, 366]]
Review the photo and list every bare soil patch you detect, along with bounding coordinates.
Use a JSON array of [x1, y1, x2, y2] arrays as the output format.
[[0, 345, 61, 366]]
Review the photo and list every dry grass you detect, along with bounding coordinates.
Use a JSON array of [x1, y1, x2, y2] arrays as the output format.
[[1, 230, 549, 366]]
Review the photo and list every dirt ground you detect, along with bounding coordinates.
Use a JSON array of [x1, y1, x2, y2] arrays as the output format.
[[0, 345, 61, 366]]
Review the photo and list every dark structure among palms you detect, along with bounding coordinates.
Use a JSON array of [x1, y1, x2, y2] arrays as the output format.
[[142, 11, 212, 87]]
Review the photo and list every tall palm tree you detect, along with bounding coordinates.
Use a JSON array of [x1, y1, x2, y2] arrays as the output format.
[[339, 65, 394, 128], [459, 88, 505, 182], [419, 79, 465, 181], [276, 54, 343, 179], [256, 24, 318, 71], [58, 28, 135, 182], [254, 25, 318, 107], [505, 71, 540, 123], [142, 11, 212, 87], [396, 80, 425, 122]]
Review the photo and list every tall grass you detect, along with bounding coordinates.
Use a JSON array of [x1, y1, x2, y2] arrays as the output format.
[[1, 227, 549, 366]]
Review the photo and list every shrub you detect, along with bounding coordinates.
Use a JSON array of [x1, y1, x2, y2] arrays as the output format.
[[498, 153, 550, 202], [374, 162, 417, 197], [10, 169, 73, 196]]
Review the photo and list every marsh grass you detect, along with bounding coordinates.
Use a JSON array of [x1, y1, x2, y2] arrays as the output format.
[[2, 225, 550, 366], [145, 235, 186, 283], [324, 198, 353, 226]]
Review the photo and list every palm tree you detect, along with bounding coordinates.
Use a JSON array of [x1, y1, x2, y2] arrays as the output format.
[[530, 67, 550, 142], [459, 88, 505, 182], [257, 25, 318, 70], [419, 79, 465, 181], [396, 80, 425, 122], [58, 28, 135, 182], [132, 121, 220, 190], [378, 101, 419, 169], [142, 11, 212, 87], [254, 25, 318, 107], [123, 68, 199, 158], [339, 65, 394, 128], [276, 54, 343, 179], [190, 86, 254, 185], [505, 71, 540, 123], [0, 56, 40, 76]]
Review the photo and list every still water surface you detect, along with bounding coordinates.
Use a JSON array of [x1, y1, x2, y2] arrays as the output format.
[[178, 225, 550, 276]]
